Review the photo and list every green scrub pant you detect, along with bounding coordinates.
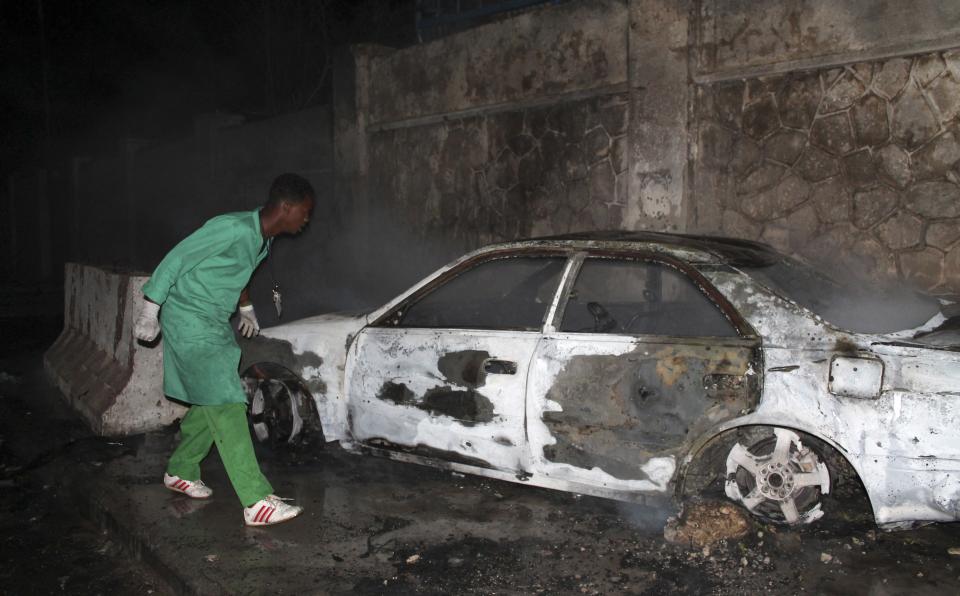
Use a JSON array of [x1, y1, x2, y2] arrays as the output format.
[[166, 403, 273, 507]]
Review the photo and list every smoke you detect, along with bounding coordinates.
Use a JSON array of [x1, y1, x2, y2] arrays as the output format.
[[248, 196, 468, 326], [615, 497, 679, 534], [741, 253, 945, 335]]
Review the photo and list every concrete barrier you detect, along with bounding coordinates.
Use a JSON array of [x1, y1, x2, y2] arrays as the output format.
[[44, 263, 186, 435]]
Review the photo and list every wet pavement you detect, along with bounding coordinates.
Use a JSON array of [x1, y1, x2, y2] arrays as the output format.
[[0, 355, 169, 595], [2, 349, 960, 594]]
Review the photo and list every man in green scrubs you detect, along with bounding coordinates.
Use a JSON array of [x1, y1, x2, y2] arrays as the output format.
[[133, 173, 314, 527]]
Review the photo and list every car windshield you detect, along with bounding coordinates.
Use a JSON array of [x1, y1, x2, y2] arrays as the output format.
[[740, 257, 941, 333]]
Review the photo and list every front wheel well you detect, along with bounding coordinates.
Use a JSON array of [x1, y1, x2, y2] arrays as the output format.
[[241, 362, 324, 448]]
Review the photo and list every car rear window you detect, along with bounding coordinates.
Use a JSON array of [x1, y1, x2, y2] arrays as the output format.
[[741, 257, 941, 333]]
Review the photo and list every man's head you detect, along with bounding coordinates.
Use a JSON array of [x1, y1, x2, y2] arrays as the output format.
[[264, 173, 315, 235]]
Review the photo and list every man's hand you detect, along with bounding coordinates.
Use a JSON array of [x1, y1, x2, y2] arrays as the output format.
[[238, 304, 260, 338], [134, 299, 161, 342]]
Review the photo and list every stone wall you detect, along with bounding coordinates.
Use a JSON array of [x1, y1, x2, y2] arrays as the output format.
[[334, 0, 638, 301], [693, 50, 960, 293], [697, 0, 960, 79], [368, 92, 630, 248], [337, 0, 960, 297]]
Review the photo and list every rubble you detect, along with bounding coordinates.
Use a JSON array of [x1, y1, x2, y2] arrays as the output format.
[[663, 500, 752, 547]]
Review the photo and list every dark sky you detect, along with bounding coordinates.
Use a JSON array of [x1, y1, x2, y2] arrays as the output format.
[[0, 0, 413, 177]]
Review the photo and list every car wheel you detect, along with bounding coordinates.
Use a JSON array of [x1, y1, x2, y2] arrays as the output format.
[[247, 378, 320, 447], [724, 427, 831, 525]]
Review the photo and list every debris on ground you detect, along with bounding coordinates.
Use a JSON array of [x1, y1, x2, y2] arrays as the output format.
[[948, 547, 960, 556], [663, 500, 752, 547], [406, 554, 421, 564], [0, 372, 20, 384]]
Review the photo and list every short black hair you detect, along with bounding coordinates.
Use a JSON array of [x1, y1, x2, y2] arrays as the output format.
[[266, 173, 315, 207]]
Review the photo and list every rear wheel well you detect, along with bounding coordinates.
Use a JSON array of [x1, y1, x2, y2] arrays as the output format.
[[678, 425, 872, 524]]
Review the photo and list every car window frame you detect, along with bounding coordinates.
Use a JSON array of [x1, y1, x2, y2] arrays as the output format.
[[546, 249, 758, 339], [370, 247, 577, 332]]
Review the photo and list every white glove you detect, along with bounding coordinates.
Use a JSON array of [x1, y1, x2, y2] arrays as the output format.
[[134, 299, 161, 342], [238, 304, 260, 338]]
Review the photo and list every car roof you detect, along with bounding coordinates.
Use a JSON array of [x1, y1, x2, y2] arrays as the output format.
[[484, 230, 783, 267]]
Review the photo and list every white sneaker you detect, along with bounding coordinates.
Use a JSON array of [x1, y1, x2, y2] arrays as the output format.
[[243, 495, 303, 526], [164, 473, 213, 499]]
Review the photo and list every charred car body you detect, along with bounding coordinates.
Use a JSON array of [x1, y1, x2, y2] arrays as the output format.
[[239, 232, 960, 528]]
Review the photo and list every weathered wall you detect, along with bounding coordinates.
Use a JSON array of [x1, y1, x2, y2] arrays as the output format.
[[340, 0, 959, 297], [691, 1, 960, 293], [10, 0, 960, 314], [693, 52, 960, 292], [368, 93, 630, 247], [338, 0, 642, 302], [368, 0, 628, 124], [44, 264, 185, 435], [697, 0, 960, 79]]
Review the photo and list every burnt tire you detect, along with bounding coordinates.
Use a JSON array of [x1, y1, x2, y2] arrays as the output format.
[[247, 378, 324, 449], [723, 427, 830, 525]]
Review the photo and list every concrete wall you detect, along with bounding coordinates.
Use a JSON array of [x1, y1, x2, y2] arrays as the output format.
[[44, 264, 184, 435]]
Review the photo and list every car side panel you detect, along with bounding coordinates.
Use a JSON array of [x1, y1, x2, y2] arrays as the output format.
[[525, 334, 761, 494], [704, 268, 960, 524]]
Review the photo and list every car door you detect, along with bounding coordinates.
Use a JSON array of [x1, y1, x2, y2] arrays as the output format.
[[346, 251, 569, 473], [526, 253, 761, 494]]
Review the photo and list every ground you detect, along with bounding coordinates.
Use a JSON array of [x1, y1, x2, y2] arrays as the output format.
[[1, 301, 960, 594]]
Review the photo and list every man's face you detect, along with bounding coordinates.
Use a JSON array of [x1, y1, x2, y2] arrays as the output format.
[[281, 197, 314, 235]]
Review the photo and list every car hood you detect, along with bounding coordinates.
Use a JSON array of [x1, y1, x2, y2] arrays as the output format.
[[261, 310, 369, 333]]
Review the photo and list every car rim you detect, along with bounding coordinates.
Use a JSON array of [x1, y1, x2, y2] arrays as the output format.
[[724, 427, 831, 525], [248, 380, 304, 445]]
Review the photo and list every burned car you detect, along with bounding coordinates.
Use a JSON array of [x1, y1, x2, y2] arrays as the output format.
[[239, 232, 960, 528]]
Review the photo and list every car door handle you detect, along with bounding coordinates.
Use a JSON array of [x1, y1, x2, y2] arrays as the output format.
[[483, 359, 518, 375]]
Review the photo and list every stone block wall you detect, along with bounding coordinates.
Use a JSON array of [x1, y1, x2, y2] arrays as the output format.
[[338, 0, 960, 299], [368, 92, 630, 249], [694, 50, 960, 293]]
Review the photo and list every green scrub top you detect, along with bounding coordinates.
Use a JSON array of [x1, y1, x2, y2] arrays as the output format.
[[142, 209, 270, 405]]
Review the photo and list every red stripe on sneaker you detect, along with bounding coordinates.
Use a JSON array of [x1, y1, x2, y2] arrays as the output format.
[[254, 505, 267, 523], [264, 508, 275, 523], [177, 480, 188, 490]]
